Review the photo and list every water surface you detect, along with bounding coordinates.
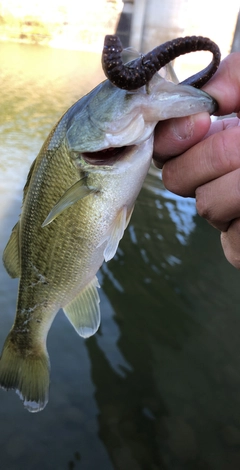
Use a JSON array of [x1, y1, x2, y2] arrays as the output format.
[[1, 42, 240, 470]]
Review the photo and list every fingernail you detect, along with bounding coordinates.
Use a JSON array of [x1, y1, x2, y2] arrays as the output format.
[[172, 116, 194, 140]]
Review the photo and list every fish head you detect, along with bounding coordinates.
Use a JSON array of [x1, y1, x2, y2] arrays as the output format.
[[65, 74, 217, 167]]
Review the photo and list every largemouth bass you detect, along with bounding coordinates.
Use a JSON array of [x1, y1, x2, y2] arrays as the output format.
[[0, 57, 217, 413]]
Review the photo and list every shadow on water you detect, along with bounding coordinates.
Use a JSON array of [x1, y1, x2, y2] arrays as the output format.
[[85, 175, 240, 470], [68, 451, 81, 469], [1, 42, 240, 470]]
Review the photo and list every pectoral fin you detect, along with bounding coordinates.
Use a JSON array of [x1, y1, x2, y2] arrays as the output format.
[[63, 276, 100, 338], [2, 222, 20, 278], [42, 177, 97, 227], [102, 205, 134, 262]]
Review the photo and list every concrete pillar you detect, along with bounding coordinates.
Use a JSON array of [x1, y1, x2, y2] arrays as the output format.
[[129, 0, 147, 51]]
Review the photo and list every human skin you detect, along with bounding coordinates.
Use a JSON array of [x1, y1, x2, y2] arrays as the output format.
[[153, 53, 240, 269]]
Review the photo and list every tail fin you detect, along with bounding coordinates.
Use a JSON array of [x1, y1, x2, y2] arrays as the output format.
[[0, 332, 50, 412]]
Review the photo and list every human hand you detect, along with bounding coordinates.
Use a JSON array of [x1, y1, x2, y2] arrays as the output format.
[[153, 53, 240, 268]]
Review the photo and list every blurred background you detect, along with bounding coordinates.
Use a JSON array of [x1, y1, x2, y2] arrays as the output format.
[[0, 1, 240, 469]]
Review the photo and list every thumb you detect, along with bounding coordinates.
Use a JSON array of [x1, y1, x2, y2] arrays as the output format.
[[153, 112, 211, 168]]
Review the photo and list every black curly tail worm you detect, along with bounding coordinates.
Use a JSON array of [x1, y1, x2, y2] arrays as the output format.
[[102, 35, 221, 91]]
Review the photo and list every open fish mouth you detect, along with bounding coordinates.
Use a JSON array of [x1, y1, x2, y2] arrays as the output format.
[[82, 145, 130, 166]]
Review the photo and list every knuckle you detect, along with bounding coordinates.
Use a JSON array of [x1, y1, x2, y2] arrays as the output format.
[[162, 159, 188, 196], [221, 220, 240, 269], [210, 128, 240, 174], [162, 161, 175, 191], [209, 133, 230, 173], [195, 186, 211, 220]]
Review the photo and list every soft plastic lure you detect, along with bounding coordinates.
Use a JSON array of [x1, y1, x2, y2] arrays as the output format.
[[102, 35, 221, 91]]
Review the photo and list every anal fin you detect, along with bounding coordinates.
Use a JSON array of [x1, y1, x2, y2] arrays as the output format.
[[63, 276, 100, 338]]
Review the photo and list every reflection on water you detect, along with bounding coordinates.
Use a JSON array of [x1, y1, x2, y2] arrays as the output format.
[[1, 42, 240, 470]]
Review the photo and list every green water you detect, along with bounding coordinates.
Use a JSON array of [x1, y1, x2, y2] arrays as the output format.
[[1, 42, 240, 470]]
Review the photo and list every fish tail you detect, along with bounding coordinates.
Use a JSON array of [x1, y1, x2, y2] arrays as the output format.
[[0, 331, 50, 412]]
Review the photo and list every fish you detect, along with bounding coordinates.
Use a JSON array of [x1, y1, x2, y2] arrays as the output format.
[[0, 59, 217, 413]]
